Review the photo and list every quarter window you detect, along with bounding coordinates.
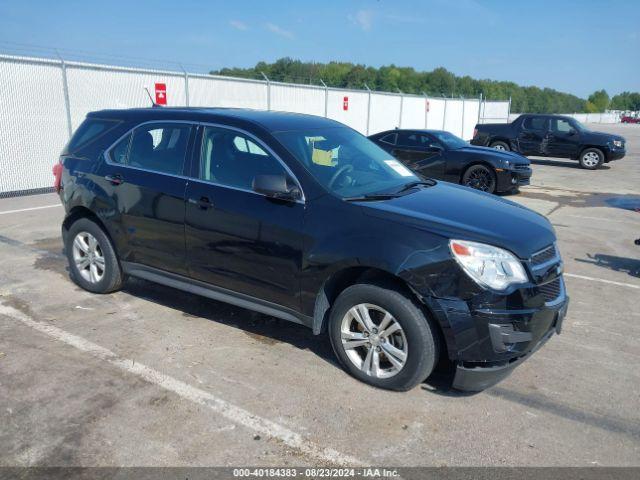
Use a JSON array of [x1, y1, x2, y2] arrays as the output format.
[[379, 133, 397, 145], [200, 127, 287, 190], [109, 134, 131, 165]]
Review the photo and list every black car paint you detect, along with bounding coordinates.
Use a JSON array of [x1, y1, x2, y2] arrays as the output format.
[[58, 108, 568, 391], [368, 129, 532, 193], [472, 114, 626, 161]]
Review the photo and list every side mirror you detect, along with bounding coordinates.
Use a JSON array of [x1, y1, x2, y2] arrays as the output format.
[[568, 128, 577, 136], [252, 174, 300, 201]]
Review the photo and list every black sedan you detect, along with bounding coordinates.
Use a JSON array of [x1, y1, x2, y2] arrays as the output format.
[[368, 129, 532, 194]]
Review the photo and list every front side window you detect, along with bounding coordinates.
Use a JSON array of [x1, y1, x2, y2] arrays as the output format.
[[200, 127, 287, 190], [551, 119, 573, 133], [274, 127, 419, 199]]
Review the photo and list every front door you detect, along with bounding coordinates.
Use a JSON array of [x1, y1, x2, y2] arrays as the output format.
[[184, 126, 305, 311], [546, 118, 581, 158], [101, 121, 194, 275], [392, 132, 445, 178], [517, 116, 549, 156]]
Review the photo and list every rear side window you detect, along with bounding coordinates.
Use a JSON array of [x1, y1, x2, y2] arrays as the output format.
[[67, 119, 119, 152], [379, 133, 397, 145], [108, 123, 192, 175], [523, 117, 548, 131]]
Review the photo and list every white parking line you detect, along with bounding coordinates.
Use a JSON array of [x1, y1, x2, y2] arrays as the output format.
[[565, 273, 640, 290], [0, 204, 61, 215], [0, 301, 364, 467]]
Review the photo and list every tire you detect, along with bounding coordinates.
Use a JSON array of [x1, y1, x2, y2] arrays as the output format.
[[461, 164, 497, 194], [65, 217, 123, 294], [578, 148, 604, 170], [490, 140, 510, 151], [328, 283, 439, 391]]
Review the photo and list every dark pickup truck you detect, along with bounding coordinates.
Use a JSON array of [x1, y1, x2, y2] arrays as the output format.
[[472, 114, 626, 169]]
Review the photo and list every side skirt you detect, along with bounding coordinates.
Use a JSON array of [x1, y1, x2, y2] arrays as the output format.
[[121, 262, 312, 328]]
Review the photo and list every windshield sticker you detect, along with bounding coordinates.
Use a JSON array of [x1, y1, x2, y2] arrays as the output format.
[[312, 148, 335, 166], [384, 160, 414, 177]]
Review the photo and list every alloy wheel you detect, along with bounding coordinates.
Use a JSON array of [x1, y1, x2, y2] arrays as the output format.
[[465, 167, 495, 192], [340, 303, 408, 378], [493, 144, 506, 151], [72, 231, 105, 284], [582, 151, 600, 168]]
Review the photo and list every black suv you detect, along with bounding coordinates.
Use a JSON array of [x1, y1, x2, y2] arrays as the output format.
[[472, 114, 626, 169], [56, 108, 568, 392]]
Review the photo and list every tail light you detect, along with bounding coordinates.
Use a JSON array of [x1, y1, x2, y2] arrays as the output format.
[[53, 158, 63, 193], [473, 128, 478, 138]]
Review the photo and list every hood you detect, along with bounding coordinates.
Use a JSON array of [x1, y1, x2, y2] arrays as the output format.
[[456, 145, 530, 164], [360, 182, 554, 258], [584, 130, 625, 143]]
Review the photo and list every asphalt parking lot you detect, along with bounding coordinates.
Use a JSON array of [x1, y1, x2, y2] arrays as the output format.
[[1, 123, 639, 468]]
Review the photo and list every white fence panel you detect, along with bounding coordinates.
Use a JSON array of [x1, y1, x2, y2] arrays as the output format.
[[443, 99, 464, 138], [189, 76, 267, 109], [480, 101, 510, 124], [401, 96, 426, 130], [368, 93, 401, 134], [66, 65, 186, 130], [461, 99, 480, 140], [271, 83, 325, 116], [426, 98, 446, 130], [326, 89, 369, 134], [0, 57, 69, 194]]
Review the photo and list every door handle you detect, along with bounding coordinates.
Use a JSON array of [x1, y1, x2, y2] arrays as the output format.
[[105, 174, 123, 185], [188, 196, 214, 210]]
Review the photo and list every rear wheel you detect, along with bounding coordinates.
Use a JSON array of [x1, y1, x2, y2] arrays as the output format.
[[462, 164, 497, 193], [490, 140, 510, 151], [579, 148, 604, 170], [328, 283, 439, 391], [65, 217, 123, 294]]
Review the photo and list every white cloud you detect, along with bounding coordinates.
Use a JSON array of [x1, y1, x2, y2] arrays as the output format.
[[265, 22, 294, 39], [349, 9, 373, 31], [229, 20, 249, 31]]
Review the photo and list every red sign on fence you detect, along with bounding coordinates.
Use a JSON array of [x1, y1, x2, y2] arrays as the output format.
[[343, 96, 349, 111], [155, 83, 167, 105]]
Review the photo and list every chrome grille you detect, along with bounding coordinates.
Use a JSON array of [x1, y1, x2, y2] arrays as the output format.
[[539, 277, 562, 303], [531, 244, 557, 266], [513, 164, 530, 171]]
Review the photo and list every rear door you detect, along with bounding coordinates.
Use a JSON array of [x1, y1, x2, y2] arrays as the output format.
[[184, 125, 305, 311], [546, 118, 581, 158], [517, 116, 549, 155], [101, 121, 194, 275]]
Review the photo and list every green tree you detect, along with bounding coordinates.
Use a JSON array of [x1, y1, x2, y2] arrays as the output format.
[[587, 90, 610, 112]]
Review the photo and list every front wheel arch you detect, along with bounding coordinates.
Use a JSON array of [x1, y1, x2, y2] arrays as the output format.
[[460, 162, 498, 193]]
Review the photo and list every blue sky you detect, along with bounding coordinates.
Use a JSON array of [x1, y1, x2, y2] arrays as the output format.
[[0, 0, 638, 98]]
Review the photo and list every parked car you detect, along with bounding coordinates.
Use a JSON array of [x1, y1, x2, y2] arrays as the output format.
[[368, 129, 531, 194], [621, 115, 640, 124], [55, 108, 568, 392], [471, 114, 626, 169]]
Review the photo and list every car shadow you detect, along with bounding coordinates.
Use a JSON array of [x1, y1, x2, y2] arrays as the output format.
[[122, 276, 341, 368], [575, 253, 640, 278], [529, 158, 611, 170]]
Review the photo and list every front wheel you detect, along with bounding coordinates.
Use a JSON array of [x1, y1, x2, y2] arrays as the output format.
[[579, 148, 604, 170], [462, 164, 497, 193], [328, 283, 439, 391]]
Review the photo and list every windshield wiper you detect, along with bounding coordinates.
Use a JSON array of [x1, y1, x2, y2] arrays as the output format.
[[394, 179, 436, 194], [344, 193, 401, 202]]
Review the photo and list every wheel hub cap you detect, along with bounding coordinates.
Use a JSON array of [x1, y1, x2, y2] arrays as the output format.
[[72, 231, 105, 284]]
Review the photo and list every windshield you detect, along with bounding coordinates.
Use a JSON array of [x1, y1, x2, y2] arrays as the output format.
[[570, 118, 588, 132], [274, 127, 419, 198], [430, 131, 467, 150]]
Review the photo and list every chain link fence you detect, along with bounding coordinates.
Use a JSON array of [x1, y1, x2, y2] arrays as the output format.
[[0, 53, 511, 197]]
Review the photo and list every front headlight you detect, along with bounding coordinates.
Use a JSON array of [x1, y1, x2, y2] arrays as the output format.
[[613, 140, 623, 148], [449, 239, 528, 291]]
